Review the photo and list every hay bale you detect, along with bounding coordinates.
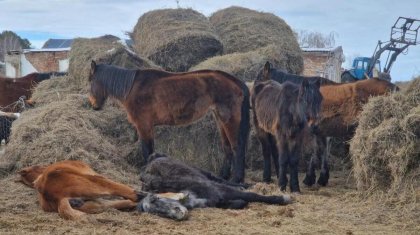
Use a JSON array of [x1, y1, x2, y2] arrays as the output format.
[[190, 44, 303, 81], [68, 36, 159, 90], [131, 8, 223, 72], [0, 95, 139, 183], [210, 6, 301, 55], [350, 77, 420, 202]]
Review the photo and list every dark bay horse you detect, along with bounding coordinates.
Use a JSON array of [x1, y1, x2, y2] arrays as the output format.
[[251, 75, 322, 192], [88, 61, 250, 183], [257, 62, 398, 187], [0, 72, 59, 112], [140, 153, 291, 208]]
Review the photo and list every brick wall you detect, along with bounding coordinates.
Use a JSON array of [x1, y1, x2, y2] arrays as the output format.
[[24, 51, 69, 72], [302, 54, 329, 77]]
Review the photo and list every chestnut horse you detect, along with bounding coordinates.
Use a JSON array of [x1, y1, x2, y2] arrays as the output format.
[[256, 62, 398, 187], [251, 77, 322, 192], [17, 160, 190, 221], [88, 61, 250, 183], [0, 72, 60, 112]]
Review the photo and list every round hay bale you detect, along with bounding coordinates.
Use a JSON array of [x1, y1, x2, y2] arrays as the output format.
[[210, 6, 301, 55], [131, 8, 223, 72], [0, 95, 139, 183], [68, 36, 159, 90], [350, 77, 420, 202], [190, 44, 303, 81]]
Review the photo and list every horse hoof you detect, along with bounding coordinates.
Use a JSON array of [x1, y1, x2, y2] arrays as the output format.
[[303, 176, 316, 186], [317, 175, 329, 186]]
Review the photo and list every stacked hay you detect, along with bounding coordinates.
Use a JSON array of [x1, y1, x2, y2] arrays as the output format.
[[68, 35, 159, 90], [210, 6, 301, 55], [131, 8, 223, 72], [192, 7, 303, 81], [0, 36, 159, 183], [190, 44, 303, 81], [350, 77, 420, 202]]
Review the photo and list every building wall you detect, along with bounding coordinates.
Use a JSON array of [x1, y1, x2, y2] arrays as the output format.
[[24, 51, 68, 73], [302, 50, 343, 83]]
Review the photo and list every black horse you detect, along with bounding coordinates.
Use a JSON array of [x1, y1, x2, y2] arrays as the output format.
[[253, 61, 325, 189], [140, 153, 291, 209]]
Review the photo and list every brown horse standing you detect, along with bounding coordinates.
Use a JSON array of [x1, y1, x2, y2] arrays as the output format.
[[251, 77, 322, 192], [0, 72, 57, 112], [88, 61, 250, 183]]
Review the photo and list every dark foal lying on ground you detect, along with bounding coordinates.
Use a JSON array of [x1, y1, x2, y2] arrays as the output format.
[[140, 153, 291, 209], [17, 160, 189, 221], [251, 66, 323, 192]]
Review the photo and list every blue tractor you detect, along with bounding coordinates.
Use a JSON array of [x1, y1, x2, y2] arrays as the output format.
[[341, 17, 420, 83]]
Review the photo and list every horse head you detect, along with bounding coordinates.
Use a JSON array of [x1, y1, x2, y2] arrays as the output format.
[[16, 165, 47, 188], [256, 61, 273, 82], [138, 193, 189, 221], [88, 60, 108, 110], [299, 79, 323, 132]]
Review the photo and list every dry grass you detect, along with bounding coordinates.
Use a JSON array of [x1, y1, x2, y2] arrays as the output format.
[[350, 77, 420, 204], [131, 8, 223, 72], [210, 6, 301, 55], [190, 44, 303, 81], [0, 170, 418, 235], [68, 36, 159, 90]]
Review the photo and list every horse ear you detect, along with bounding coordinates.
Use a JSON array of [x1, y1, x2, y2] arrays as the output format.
[[262, 61, 271, 81], [300, 79, 310, 97], [313, 79, 321, 89], [91, 60, 97, 73]]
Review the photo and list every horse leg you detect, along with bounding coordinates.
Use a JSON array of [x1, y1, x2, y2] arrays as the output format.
[[289, 143, 301, 193], [219, 118, 245, 183], [57, 198, 87, 220], [317, 136, 330, 186], [217, 126, 234, 180], [256, 128, 273, 183], [275, 136, 288, 192], [303, 152, 316, 186], [137, 126, 155, 165], [303, 134, 317, 186], [269, 134, 280, 179], [73, 199, 137, 213]]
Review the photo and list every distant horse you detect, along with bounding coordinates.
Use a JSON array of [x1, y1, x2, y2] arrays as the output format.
[[256, 62, 398, 187], [0, 72, 61, 112], [0, 111, 20, 144], [140, 153, 291, 208], [251, 74, 322, 192], [88, 61, 250, 183]]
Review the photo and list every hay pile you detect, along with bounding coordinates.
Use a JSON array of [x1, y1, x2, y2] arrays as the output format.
[[210, 6, 301, 55], [350, 77, 420, 202], [0, 95, 138, 183], [0, 36, 160, 183], [68, 35, 159, 89], [131, 8, 223, 72], [190, 44, 303, 81]]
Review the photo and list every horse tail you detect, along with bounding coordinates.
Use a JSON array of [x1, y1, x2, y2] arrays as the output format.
[[237, 80, 251, 182]]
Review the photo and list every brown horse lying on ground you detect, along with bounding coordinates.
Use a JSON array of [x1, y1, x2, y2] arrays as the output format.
[[251, 74, 322, 192], [88, 61, 250, 183], [17, 160, 189, 221], [140, 153, 291, 209]]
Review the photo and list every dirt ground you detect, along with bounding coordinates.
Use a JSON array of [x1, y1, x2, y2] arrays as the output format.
[[0, 157, 418, 235]]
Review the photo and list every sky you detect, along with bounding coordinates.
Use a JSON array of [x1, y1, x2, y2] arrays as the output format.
[[0, 0, 419, 81]]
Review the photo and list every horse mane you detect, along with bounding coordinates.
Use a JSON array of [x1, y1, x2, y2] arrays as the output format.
[[257, 67, 336, 86], [93, 64, 137, 100]]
